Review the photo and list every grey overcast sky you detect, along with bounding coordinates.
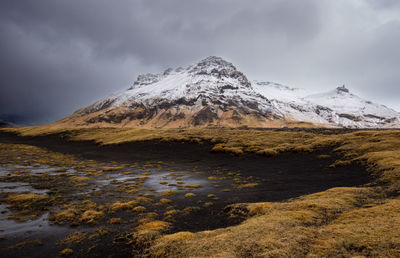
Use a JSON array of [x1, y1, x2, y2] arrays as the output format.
[[1, 0, 400, 124]]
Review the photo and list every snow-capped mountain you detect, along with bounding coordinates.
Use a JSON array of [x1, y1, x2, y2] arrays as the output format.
[[56, 56, 400, 128], [253, 82, 400, 128]]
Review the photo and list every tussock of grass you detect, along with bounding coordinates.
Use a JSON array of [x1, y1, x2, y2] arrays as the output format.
[[137, 220, 171, 232], [50, 201, 105, 225], [158, 198, 172, 205], [146, 212, 159, 219], [102, 165, 126, 171], [184, 193, 196, 198], [109, 200, 137, 212], [329, 159, 352, 168], [59, 248, 73, 256], [60, 232, 88, 245], [164, 209, 180, 217], [133, 206, 146, 213], [8, 239, 43, 249], [212, 144, 244, 155], [4, 193, 48, 203], [182, 206, 201, 214], [69, 176, 91, 182], [80, 210, 105, 224], [109, 217, 123, 224], [207, 176, 222, 180], [183, 184, 201, 188], [150, 232, 195, 256], [3, 193, 50, 221], [203, 202, 213, 207], [235, 183, 259, 189], [160, 190, 178, 196], [135, 197, 153, 204], [51, 209, 77, 223]]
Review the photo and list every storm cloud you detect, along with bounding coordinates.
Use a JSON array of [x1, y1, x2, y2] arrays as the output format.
[[0, 0, 399, 124]]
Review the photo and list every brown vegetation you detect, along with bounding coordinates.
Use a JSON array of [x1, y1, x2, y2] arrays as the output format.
[[3, 127, 400, 256]]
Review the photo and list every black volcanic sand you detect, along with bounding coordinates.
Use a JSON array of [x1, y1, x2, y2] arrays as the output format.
[[0, 131, 371, 257]]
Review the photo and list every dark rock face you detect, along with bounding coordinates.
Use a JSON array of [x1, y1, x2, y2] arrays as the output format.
[[336, 85, 349, 93], [192, 107, 218, 126], [130, 73, 162, 88], [338, 113, 362, 122]]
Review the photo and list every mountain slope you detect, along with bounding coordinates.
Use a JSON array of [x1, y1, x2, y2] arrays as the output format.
[[55, 56, 400, 128], [0, 120, 17, 128], [253, 82, 400, 128], [304, 86, 400, 127], [57, 57, 285, 128]]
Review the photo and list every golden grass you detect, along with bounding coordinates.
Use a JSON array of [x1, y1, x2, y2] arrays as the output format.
[[310, 199, 400, 257], [164, 209, 180, 217], [150, 187, 374, 257], [158, 198, 172, 205], [8, 239, 43, 249], [4, 193, 48, 203], [0, 142, 83, 168], [109, 200, 138, 212], [133, 206, 146, 213], [235, 183, 259, 189], [137, 220, 171, 232], [109, 217, 123, 224], [50, 200, 106, 225], [69, 176, 91, 182], [184, 193, 196, 198], [2, 193, 51, 221], [59, 248, 73, 256], [135, 197, 153, 204], [160, 190, 178, 196], [3, 127, 400, 256], [60, 232, 88, 245], [80, 210, 105, 224], [51, 209, 77, 223]]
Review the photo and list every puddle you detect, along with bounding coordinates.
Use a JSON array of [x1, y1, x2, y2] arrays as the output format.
[[143, 171, 213, 193], [0, 205, 52, 236], [0, 166, 10, 177], [0, 182, 49, 194]]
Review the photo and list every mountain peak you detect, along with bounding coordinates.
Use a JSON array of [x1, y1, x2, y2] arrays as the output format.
[[192, 56, 237, 73], [336, 85, 349, 93], [197, 56, 232, 67], [188, 56, 250, 88]]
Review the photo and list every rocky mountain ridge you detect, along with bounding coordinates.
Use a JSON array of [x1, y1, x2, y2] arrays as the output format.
[[55, 56, 400, 128]]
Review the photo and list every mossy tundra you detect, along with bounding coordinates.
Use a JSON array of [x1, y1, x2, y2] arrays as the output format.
[[1, 127, 400, 256]]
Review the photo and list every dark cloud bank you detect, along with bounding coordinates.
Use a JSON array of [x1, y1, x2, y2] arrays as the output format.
[[0, 0, 399, 124]]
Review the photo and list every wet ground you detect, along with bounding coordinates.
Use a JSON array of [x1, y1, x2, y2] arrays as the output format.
[[0, 131, 371, 257]]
